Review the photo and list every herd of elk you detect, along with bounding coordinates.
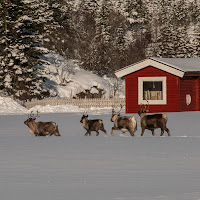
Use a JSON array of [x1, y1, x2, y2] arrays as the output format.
[[24, 102, 170, 137]]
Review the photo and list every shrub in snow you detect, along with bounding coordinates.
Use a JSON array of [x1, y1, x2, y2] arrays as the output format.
[[75, 86, 105, 99]]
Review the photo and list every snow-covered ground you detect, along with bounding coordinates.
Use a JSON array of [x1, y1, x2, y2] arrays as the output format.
[[0, 97, 200, 200], [40, 53, 125, 98], [0, 96, 28, 115]]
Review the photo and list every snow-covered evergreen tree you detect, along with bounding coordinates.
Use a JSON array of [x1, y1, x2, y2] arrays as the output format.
[[0, 0, 49, 100], [43, 0, 71, 56], [190, 25, 200, 57], [146, 0, 194, 58], [188, 0, 200, 57], [41, 0, 200, 75]]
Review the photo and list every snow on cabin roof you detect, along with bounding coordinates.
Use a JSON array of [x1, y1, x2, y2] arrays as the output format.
[[152, 57, 200, 72], [115, 57, 200, 78]]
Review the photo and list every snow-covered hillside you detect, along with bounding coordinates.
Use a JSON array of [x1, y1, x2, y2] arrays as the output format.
[[40, 53, 125, 99]]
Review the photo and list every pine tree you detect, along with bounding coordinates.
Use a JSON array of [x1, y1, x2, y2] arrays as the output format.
[[43, 0, 71, 56], [93, 0, 112, 73], [188, 0, 200, 57], [146, 0, 193, 58], [0, 0, 48, 100]]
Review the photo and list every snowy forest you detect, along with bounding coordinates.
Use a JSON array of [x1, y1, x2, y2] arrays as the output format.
[[0, 0, 200, 100]]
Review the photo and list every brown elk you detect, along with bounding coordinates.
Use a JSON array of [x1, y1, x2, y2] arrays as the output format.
[[111, 106, 137, 136], [80, 113, 107, 136], [24, 111, 61, 136], [138, 102, 170, 136]]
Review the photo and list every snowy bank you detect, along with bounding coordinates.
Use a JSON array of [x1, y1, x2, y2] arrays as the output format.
[[29, 104, 114, 115], [0, 96, 28, 115], [0, 96, 114, 115]]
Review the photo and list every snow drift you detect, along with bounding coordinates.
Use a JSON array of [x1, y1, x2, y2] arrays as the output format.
[[0, 96, 28, 114]]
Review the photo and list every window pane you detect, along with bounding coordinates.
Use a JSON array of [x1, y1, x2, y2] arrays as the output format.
[[143, 81, 163, 100]]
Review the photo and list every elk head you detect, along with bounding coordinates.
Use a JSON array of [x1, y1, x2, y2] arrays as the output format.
[[111, 105, 123, 122], [24, 111, 39, 125], [80, 111, 88, 123], [138, 101, 149, 116]]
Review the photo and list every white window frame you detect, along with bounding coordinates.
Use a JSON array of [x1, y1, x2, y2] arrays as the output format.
[[138, 76, 167, 105]]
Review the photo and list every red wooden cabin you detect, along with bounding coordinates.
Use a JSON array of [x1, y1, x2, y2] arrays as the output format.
[[115, 58, 200, 113]]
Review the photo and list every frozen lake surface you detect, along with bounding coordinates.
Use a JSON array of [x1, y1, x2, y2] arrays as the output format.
[[0, 111, 200, 200]]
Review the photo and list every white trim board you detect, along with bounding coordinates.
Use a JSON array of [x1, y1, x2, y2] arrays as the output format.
[[115, 58, 185, 78]]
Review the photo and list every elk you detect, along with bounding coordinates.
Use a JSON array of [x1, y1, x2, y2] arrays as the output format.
[[138, 102, 170, 136], [24, 111, 61, 136], [80, 113, 107, 136], [111, 106, 137, 136]]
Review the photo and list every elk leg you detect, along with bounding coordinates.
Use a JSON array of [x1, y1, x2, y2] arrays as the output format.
[[53, 130, 61, 136], [165, 128, 171, 136], [37, 131, 44, 136], [129, 131, 134, 136], [111, 127, 118, 136], [53, 131, 61, 136], [96, 131, 99, 136], [41, 130, 50, 136], [128, 128, 134, 136], [141, 127, 145, 136], [100, 125, 107, 135], [54, 127, 61, 136], [34, 131, 40, 136], [85, 132, 89, 136], [160, 129, 164, 136], [151, 129, 155, 136], [48, 131, 53, 136], [134, 124, 137, 133]]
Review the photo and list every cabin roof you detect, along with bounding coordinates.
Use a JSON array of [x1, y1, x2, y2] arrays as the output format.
[[115, 57, 200, 78]]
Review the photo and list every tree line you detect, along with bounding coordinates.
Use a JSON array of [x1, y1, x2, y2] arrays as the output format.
[[0, 0, 199, 100]]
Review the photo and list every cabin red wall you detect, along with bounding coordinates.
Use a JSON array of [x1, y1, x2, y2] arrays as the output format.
[[125, 66, 180, 113], [180, 76, 199, 111], [198, 78, 200, 111]]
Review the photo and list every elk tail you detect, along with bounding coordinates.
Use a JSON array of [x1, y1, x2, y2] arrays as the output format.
[[162, 114, 168, 121], [130, 116, 137, 131], [130, 115, 136, 122], [54, 124, 61, 136]]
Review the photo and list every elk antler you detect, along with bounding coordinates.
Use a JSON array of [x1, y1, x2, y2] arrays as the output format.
[[112, 105, 115, 114], [140, 100, 149, 112], [112, 104, 123, 114], [83, 110, 88, 116], [140, 103, 144, 109], [29, 111, 40, 119], [118, 104, 123, 113], [29, 111, 34, 118], [145, 100, 149, 112], [36, 111, 40, 117]]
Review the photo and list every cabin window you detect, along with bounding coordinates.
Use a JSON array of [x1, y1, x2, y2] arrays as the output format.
[[138, 77, 167, 105], [143, 81, 163, 100]]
